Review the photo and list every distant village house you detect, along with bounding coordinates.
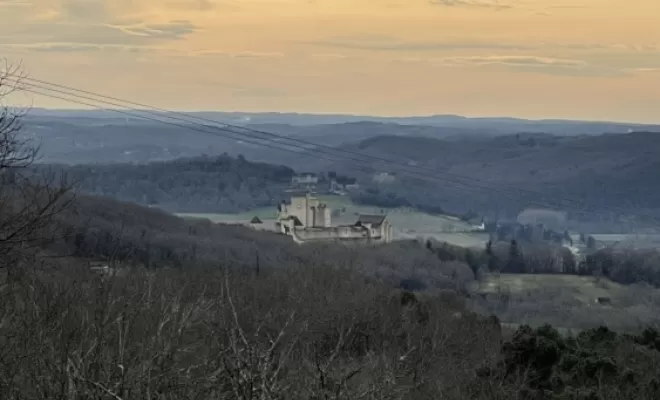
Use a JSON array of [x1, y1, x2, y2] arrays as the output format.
[[373, 172, 396, 184], [291, 173, 318, 189]]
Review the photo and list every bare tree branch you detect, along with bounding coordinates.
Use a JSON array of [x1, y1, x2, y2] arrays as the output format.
[[0, 60, 73, 282]]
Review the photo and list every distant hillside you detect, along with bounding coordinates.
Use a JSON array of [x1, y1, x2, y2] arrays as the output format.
[[30, 108, 660, 132], [246, 121, 500, 146], [23, 110, 660, 166], [24, 117, 497, 166], [339, 132, 660, 228], [42, 155, 294, 213]]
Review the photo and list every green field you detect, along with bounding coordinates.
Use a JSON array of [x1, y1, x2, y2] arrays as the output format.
[[471, 274, 632, 305], [470, 273, 660, 332], [176, 194, 489, 248], [177, 207, 277, 222]]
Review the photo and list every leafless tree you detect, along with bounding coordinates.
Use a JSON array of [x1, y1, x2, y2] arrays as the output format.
[[0, 60, 73, 282]]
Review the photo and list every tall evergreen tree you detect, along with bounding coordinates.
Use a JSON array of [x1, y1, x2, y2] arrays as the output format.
[[506, 239, 524, 273]]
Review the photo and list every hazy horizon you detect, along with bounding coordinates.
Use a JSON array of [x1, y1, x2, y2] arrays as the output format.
[[22, 106, 660, 126]]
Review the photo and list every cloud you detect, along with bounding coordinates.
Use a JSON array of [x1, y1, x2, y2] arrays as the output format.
[[305, 35, 536, 51], [232, 88, 287, 98], [437, 55, 629, 77], [119, 20, 196, 40], [6, 20, 196, 47], [303, 35, 636, 53], [632, 67, 660, 73], [0, 0, 198, 52], [21, 43, 108, 53], [194, 50, 285, 58], [311, 53, 348, 60], [0, 0, 31, 6], [7, 42, 179, 54], [430, 0, 512, 10], [442, 55, 585, 67]]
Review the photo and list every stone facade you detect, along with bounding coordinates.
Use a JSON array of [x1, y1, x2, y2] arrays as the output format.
[[276, 194, 393, 244]]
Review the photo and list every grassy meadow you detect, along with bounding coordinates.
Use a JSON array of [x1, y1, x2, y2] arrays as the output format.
[[177, 194, 490, 248], [469, 273, 660, 332]]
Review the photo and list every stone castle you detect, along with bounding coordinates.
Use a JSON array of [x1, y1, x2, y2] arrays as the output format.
[[275, 193, 393, 244]]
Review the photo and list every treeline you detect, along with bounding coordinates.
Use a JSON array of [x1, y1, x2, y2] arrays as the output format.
[[351, 185, 447, 215], [426, 238, 660, 288], [580, 248, 660, 287], [39, 154, 295, 213], [349, 181, 529, 220]]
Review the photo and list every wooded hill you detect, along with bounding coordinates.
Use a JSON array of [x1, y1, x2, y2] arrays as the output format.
[[337, 132, 660, 226], [41, 154, 294, 213]]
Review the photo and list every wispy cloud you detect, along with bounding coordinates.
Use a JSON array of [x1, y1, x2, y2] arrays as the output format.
[[5, 20, 196, 47], [305, 35, 536, 51], [194, 50, 285, 58], [430, 0, 512, 10], [436, 55, 629, 77], [232, 87, 287, 98], [441, 55, 585, 67], [0, 0, 199, 52], [311, 53, 348, 60], [304, 35, 639, 53], [0, 0, 31, 6]]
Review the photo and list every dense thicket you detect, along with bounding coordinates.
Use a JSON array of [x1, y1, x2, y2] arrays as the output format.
[[41, 154, 294, 213]]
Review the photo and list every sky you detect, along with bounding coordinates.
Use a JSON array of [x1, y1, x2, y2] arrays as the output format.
[[1, 0, 660, 123]]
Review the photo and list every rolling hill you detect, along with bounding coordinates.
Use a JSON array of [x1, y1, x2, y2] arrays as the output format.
[[41, 154, 295, 213], [23, 110, 660, 166], [336, 132, 660, 228]]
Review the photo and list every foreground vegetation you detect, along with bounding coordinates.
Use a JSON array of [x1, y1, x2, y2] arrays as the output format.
[[3, 262, 660, 399]]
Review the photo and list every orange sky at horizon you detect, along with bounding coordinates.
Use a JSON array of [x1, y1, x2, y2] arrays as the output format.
[[1, 0, 660, 123]]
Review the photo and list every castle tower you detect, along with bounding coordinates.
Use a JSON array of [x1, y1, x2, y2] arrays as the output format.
[[305, 193, 312, 228], [324, 205, 332, 227]]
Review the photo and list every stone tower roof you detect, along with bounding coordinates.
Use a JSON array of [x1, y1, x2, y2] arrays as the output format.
[[355, 214, 387, 228]]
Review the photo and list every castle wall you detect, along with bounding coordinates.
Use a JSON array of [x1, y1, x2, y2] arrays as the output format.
[[278, 195, 393, 245], [324, 207, 332, 228], [294, 226, 369, 242]]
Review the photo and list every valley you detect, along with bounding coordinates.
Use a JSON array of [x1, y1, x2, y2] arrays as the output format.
[[4, 107, 660, 399], [4, 0, 660, 394]]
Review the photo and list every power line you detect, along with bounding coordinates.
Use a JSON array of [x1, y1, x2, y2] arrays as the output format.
[[21, 86, 500, 199], [22, 76, 595, 211], [9, 77, 655, 224], [16, 81, 641, 222], [16, 80, 546, 203]]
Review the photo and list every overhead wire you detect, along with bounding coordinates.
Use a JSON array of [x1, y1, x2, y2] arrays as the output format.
[[20, 86, 500, 199], [8, 76, 655, 225], [15, 80, 640, 222], [22, 76, 595, 211]]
